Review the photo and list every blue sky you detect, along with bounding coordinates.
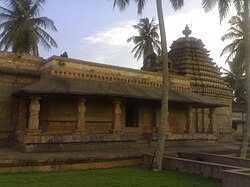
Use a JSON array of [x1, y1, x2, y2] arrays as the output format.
[[1, 0, 235, 70]]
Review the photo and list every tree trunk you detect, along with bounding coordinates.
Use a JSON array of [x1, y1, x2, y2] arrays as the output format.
[[152, 0, 169, 171], [240, 0, 250, 158]]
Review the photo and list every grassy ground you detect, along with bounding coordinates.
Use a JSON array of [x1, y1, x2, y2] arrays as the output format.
[[0, 167, 221, 187]]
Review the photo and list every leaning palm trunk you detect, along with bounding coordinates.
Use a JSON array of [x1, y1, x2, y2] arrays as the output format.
[[240, 0, 250, 158], [152, 0, 169, 171]]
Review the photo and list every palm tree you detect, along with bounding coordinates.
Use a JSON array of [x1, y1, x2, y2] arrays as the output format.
[[202, 0, 243, 22], [221, 13, 246, 104], [113, 0, 184, 171], [223, 65, 246, 104], [202, 0, 250, 158], [128, 17, 161, 62], [0, 0, 57, 56], [221, 13, 244, 68]]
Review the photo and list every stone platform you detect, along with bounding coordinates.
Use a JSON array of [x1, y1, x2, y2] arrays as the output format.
[[0, 142, 240, 174]]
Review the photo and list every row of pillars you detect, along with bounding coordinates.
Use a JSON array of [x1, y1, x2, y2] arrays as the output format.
[[186, 106, 217, 134], [17, 96, 217, 135], [17, 96, 123, 134]]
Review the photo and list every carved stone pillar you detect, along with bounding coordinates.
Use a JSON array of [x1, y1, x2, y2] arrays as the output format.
[[208, 108, 217, 134], [16, 97, 27, 132], [186, 105, 194, 133], [111, 99, 122, 133], [27, 96, 41, 134], [75, 98, 87, 133]]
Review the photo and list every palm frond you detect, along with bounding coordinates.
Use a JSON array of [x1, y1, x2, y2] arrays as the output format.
[[133, 44, 144, 61], [202, 0, 217, 13], [169, 0, 184, 11], [134, 0, 146, 15], [233, 0, 244, 13], [0, 5, 14, 15], [35, 27, 58, 48], [113, 0, 130, 11], [32, 17, 57, 31], [29, 0, 46, 17], [218, 0, 231, 22]]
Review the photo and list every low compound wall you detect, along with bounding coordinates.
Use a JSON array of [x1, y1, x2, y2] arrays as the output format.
[[177, 152, 250, 187], [222, 168, 250, 187], [178, 152, 250, 168], [143, 154, 240, 179]]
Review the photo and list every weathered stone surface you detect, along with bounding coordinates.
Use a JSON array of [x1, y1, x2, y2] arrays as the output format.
[[0, 27, 233, 150]]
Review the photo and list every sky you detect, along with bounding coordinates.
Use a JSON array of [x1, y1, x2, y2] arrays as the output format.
[[1, 0, 236, 70]]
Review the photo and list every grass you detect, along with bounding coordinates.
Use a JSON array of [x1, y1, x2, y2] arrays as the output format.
[[0, 167, 221, 187]]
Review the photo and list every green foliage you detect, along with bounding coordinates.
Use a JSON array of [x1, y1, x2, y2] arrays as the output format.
[[0, 167, 221, 187], [128, 17, 161, 61], [202, 0, 244, 23], [221, 13, 246, 104], [113, 0, 146, 15], [113, 0, 184, 15], [221, 13, 245, 66], [0, 0, 57, 56]]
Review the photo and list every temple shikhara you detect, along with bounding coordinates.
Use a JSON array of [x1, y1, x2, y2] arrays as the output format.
[[0, 27, 233, 152]]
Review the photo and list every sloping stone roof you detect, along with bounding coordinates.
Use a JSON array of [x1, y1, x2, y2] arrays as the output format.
[[16, 77, 227, 108]]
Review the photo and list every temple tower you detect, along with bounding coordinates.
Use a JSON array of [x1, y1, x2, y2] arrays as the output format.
[[168, 25, 233, 137], [169, 25, 232, 98]]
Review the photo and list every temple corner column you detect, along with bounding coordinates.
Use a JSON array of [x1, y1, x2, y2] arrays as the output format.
[[27, 96, 41, 134], [75, 97, 87, 134], [208, 107, 217, 134], [111, 99, 122, 134], [186, 105, 194, 134]]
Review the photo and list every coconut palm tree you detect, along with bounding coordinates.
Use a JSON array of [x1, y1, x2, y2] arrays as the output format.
[[202, 0, 244, 22], [127, 17, 161, 62], [0, 0, 57, 56], [202, 0, 250, 158], [223, 65, 246, 104], [113, 0, 184, 171], [221, 13, 245, 68], [221, 13, 246, 104]]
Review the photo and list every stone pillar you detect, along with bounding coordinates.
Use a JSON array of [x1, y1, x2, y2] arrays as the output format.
[[111, 99, 122, 133], [208, 108, 217, 134], [27, 96, 41, 134], [75, 98, 87, 133], [16, 97, 27, 132], [186, 105, 194, 133]]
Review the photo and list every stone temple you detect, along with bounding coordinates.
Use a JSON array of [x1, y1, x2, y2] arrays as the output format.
[[0, 26, 233, 152]]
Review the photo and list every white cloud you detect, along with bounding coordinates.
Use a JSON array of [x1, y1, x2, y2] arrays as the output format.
[[84, 20, 137, 46], [79, 8, 235, 70], [79, 20, 141, 69]]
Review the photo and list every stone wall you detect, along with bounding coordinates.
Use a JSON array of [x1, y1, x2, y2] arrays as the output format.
[[0, 52, 42, 145], [169, 104, 187, 133], [222, 168, 250, 187], [178, 152, 250, 187], [0, 52, 234, 148], [43, 56, 191, 92], [85, 97, 113, 133], [39, 97, 156, 135], [143, 154, 240, 179], [178, 152, 250, 168], [40, 96, 77, 133], [139, 100, 157, 133]]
